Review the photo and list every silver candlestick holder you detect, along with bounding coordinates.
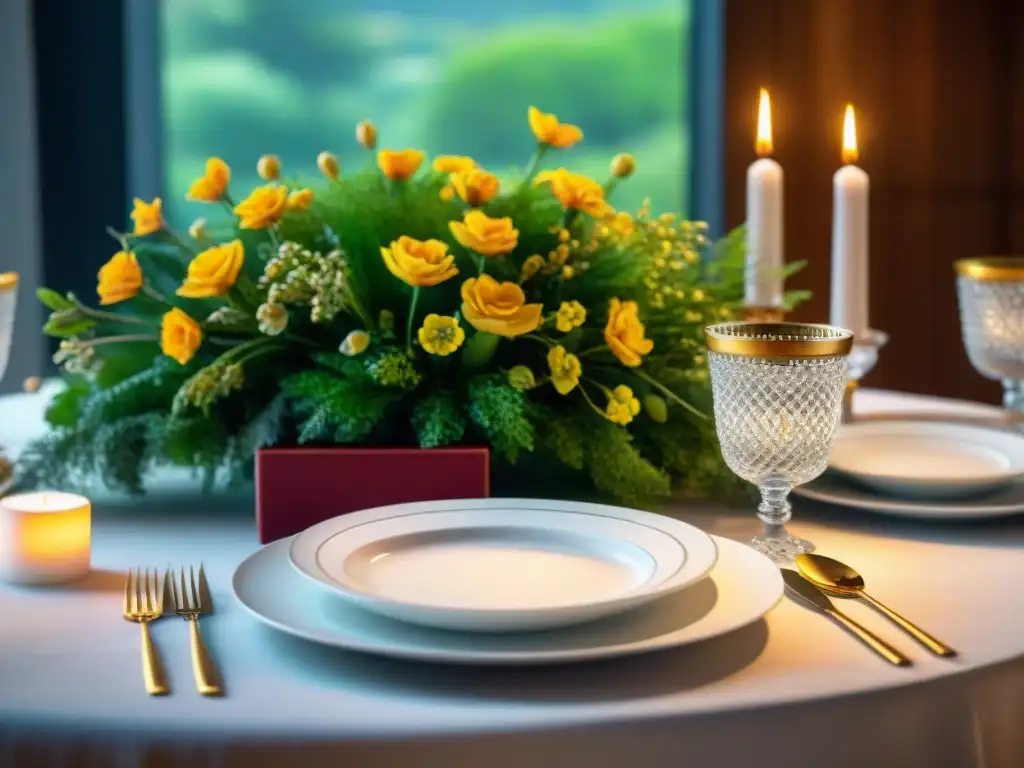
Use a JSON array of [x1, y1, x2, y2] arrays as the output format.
[[841, 328, 888, 423]]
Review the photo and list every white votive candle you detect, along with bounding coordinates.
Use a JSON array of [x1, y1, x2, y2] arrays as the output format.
[[830, 104, 870, 338], [745, 89, 784, 308], [0, 491, 91, 585]]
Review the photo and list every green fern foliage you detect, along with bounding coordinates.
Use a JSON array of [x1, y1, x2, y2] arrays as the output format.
[[412, 390, 466, 448], [467, 375, 534, 463]]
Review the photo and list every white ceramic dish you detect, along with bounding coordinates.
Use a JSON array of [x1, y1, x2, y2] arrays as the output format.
[[794, 470, 1024, 520], [235, 534, 782, 665], [289, 499, 718, 632], [827, 420, 1024, 499]]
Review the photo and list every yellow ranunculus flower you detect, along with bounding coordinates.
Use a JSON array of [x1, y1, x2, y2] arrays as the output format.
[[604, 298, 654, 367], [130, 197, 163, 236], [177, 239, 245, 298], [605, 385, 641, 425], [356, 119, 378, 150], [449, 210, 518, 257], [286, 188, 314, 211], [186, 157, 231, 202], [317, 151, 340, 181], [377, 148, 425, 181], [449, 168, 499, 207], [528, 106, 583, 149], [432, 155, 475, 174], [534, 168, 612, 219], [418, 314, 465, 357], [97, 250, 143, 305], [547, 345, 582, 395], [460, 274, 542, 338], [555, 300, 586, 333], [161, 308, 202, 366], [381, 236, 458, 288], [233, 185, 288, 229], [610, 152, 636, 179], [439, 185, 455, 201], [257, 154, 281, 181]]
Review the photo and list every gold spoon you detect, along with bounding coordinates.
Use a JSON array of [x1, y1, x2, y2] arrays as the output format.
[[796, 553, 958, 658]]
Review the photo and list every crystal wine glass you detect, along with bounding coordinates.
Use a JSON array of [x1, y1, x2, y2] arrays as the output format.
[[0, 272, 17, 492], [956, 258, 1024, 417], [704, 322, 854, 562]]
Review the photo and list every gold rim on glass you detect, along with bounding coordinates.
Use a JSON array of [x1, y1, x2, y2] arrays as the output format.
[[0, 272, 17, 293], [955, 257, 1024, 282], [704, 322, 854, 359]]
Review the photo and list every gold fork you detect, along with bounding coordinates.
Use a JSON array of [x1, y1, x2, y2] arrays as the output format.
[[169, 565, 222, 697], [122, 568, 170, 696]]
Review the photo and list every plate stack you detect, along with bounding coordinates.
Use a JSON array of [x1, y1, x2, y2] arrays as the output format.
[[795, 420, 1024, 520], [233, 499, 784, 665]]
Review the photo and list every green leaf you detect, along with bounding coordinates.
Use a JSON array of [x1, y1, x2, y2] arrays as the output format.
[[36, 288, 76, 311], [43, 311, 96, 338], [460, 332, 500, 371], [412, 390, 465, 448], [783, 260, 808, 278], [44, 383, 90, 428]]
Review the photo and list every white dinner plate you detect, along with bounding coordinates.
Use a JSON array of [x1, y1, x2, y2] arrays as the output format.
[[827, 420, 1024, 499], [235, 534, 782, 665], [794, 470, 1024, 520], [289, 499, 718, 632]]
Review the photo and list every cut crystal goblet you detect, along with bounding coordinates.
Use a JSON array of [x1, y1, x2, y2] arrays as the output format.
[[956, 258, 1024, 418], [705, 322, 853, 562]]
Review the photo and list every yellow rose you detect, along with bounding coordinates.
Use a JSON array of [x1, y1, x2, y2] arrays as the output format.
[[130, 198, 163, 236], [450, 168, 499, 207], [418, 314, 465, 356], [355, 120, 378, 150], [555, 300, 586, 332], [317, 151, 340, 181], [534, 168, 612, 219], [233, 185, 288, 229], [176, 239, 245, 298], [432, 155, 476, 174], [377, 148, 425, 181], [97, 250, 143, 305], [161, 308, 203, 366], [286, 188, 314, 211], [528, 106, 583, 149], [547, 345, 581, 395], [381, 236, 458, 288], [604, 298, 654, 367], [460, 274, 542, 338], [605, 385, 641, 425], [610, 152, 636, 179], [186, 157, 231, 202], [449, 210, 518, 257], [257, 154, 282, 181]]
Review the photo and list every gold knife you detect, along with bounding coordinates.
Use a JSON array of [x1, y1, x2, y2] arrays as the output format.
[[781, 569, 911, 667]]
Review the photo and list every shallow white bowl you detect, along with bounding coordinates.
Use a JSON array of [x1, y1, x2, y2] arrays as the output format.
[[289, 498, 718, 633], [828, 420, 1024, 499]]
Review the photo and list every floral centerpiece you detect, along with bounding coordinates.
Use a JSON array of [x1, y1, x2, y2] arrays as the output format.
[[19, 107, 805, 508]]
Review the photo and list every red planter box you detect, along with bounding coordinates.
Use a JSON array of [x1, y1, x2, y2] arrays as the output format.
[[255, 446, 490, 543]]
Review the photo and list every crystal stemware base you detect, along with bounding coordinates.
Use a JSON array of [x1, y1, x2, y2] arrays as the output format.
[[751, 529, 814, 561]]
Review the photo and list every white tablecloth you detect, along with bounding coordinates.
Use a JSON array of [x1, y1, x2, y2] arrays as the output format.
[[2, 388, 1024, 768]]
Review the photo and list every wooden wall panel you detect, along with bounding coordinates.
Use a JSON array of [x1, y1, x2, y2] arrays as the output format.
[[725, 0, 1023, 405]]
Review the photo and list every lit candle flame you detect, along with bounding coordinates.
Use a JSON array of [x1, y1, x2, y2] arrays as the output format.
[[842, 104, 858, 165], [755, 88, 773, 157]]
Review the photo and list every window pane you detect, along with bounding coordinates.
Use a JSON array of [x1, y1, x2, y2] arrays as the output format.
[[161, 0, 691, 224]]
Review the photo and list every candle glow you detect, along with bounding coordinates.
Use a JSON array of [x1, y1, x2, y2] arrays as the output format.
[[756, 88, 773, 157], [0, 491, 92, 584], [842, 104, 858, 165]]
